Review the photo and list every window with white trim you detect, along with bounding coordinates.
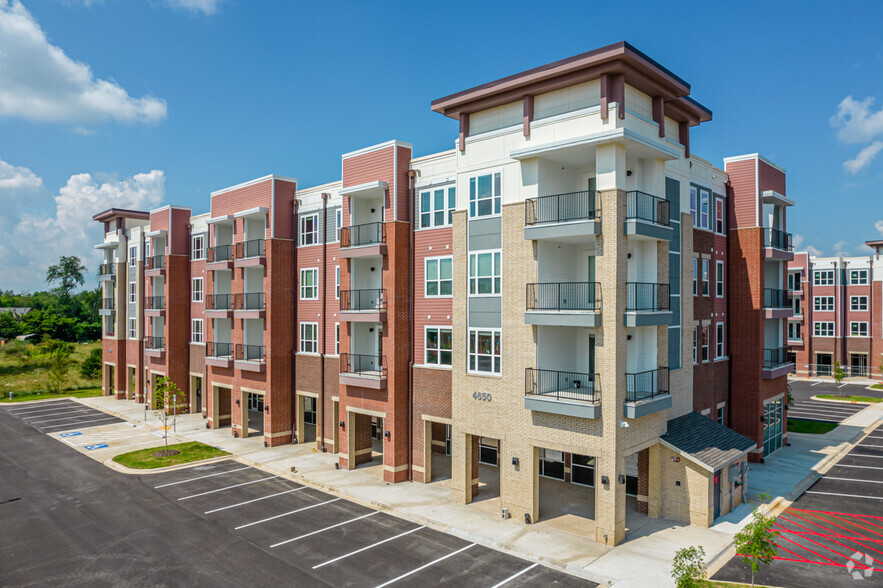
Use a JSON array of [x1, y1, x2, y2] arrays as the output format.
[[192, 277, 203, 302], [468, 329, 501, 374], [335, 266, 340, 299], [334, 323, 339, 355], [300, 213, 319, 246], [788, 321, 802, 341], [300, 268, 318, 300], [191, 235, 205, 260], [850, 295, 868, 311], [425, 327, 452, 366], [849, 269, 869, 285], [420, 186, 456, 228], [814, 296, 834, 312], [335, 209, 342, 242], [715, 197, 725, 234], [702, 259, 709, 296], [787, 271, 801, 291], [851, 321, 869, 337], [814, 321, 835, 337], [716, 322, 725, 358], [128, 318, 136, 339], [690, 186, 697, 227], [426, 256, 453, 297], [469, 251, 501, 295], [129, 245, 137, 267], [128, 282, 136, 304], [700, 189, 710, 230], [469, 172, 501, 218], [300, 322, 318, 353], [701, 325, 709, 362], [191, 319, 203, 343], [692, 257, 698, 296], [813, 270, 834, 286], [793, 296, 802, 316], [717, 405, 725, 425], [692, 326, 698, 364], [716, 260, 724, 297]]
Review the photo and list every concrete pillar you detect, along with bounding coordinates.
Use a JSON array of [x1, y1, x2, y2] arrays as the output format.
[[471, 435, 480, 498], [422, 419, 432, 483], [295, 394, 305, 444], [637, 448, 649, 514], [451, 430, 472, 504], [648, 444, 662, 519], [345, 409, 357, 470], [353, 413, 373, 466]]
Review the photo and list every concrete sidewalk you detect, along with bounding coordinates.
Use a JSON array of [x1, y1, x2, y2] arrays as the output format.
[[75, 395, 883, 587]]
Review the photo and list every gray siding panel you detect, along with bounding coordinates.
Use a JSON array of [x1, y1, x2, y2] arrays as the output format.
[[469, 296, 502, 328], [468, 217, 502, 251], [666, 176, 681, 370], [326, 205, 341, 243]]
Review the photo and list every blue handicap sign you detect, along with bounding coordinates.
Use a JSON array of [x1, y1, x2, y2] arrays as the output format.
[[85, 444, 109, 450], [60, 432, 82, 438]]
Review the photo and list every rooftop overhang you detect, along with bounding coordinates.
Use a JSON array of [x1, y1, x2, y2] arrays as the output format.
[[206, 214, 234, 225], [233, 206, 268, 220], [339, 180, 388, 198], [94, 240, 119, 250], [509, 127, 681, 164], [92, 208, 150, 223], [762, 190, 794, 208], [146, 230, 168, 239], [431, 41, 711, 127]]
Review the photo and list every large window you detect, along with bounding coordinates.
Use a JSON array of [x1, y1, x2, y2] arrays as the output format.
[[300, 213, 319, 246], [715, 198, 725, 234], [814, 321, 835, 337], [762, 398, 784, 456], [692, 326, 698, 364], [469, 172, 501, 218], [334, 323, 339, 355], [129, 245, 137, 267], [849, 269, 869, 285], [692, 257, 698, 296], [851, 321, 869, 337], [335, 266, 340, 299], [715, 261, 724, 297], [425, 257, 453, 297], [128, 317, 136, 339], [813, 270, 834, 286], [689, 186, 697, 226], [850, 295, 868, 311], [788, 321, 802, 341], [335, 209, 342, 242], [469, 251, 501, 295], [420, 186, 456, 228], [699, 189, 710, 230], [128, 282, 136, 304], [192, 277, 203, 302], [300, 268, 318, 300], [425, 327, 452, 366], [539, 449, 565, 480], [814, 296, 834, 312], [701, 259, 709, 296], [191, 319, 203, 343], [788, 271, 801, 291], [716, 322, 725, 358], [701, 325, 709, 362], [191, 235, 205, 260], [300, 322, 318, 353], [468, 329, 501, 374]]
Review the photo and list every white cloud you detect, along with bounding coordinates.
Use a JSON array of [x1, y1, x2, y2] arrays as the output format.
[[0, 159, 42, 190], [792, 234, 805, 249], [0, 1, 167, 124], [831, 96, 883, 144], [833, 240, 849, 255], [163, 0, 223, 14], [805, 245, 824, 257], [875, 219, 883, 237], [855, 243, 875, 256], [844, 141, 883, 175]]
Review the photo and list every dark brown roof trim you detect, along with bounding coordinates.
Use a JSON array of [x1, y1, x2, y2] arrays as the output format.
[[92, 208, 150, 222]]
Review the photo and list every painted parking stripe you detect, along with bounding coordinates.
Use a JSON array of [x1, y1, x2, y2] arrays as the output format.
[[824, 477, 883, 484], [811, 381, 822, 386], [798, 401, 862, 410], [234, 498, 341, 530], [40, 416, 119, 429], [847, 454, 883, 459], [866, 435, 883, 440], [27, 412, 106, 425], [5, 401, 76, 412], [788, 408, 854, 417], [374, 543, 476, 588], [178, 476, 277, 501], [204, 487, 306, 514], [489, 563, 540, 588], [271, 511, 379, 547], [805, 490, 883, 500], [312, 526, 425, 569], [19, 408, 95, 419], [154, 465, 250, 488], [832, 464, 883, 470]]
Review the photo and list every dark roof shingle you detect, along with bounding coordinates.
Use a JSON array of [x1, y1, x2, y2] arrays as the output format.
[[660, 412, 756, 471]]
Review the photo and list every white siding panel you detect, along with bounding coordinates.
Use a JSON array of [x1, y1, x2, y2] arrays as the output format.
[[534, 81, 600, 120], [469, 101, 522, 135]]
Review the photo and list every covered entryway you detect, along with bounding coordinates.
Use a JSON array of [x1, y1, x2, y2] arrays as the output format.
[[241, 390, 264, 438], [104, 363, 115, 396], [815, 353, 832, 376], [295, 393, 317, 444], [127, 365, 137, 400], [850, 353, 868, 378], [474, 436, 500, 505], [537, 449, 598, 537], [421, 420, 452, 484], [190, 374, 203, 414], [211, 384, 232, 429], [344, 409, 384, 476]]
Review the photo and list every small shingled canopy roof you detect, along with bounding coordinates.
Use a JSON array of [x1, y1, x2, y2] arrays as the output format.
[[660, 412, 756, 472]]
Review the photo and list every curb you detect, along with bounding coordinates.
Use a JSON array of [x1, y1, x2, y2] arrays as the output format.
[[104, 454, 232, 475], [810, 395, 874, 405]]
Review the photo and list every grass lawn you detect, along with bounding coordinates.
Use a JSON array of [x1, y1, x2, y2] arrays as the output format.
[[788, 418, 838, 434], [871, 383, 883, 390], [112, 441, 229, 469], [0, 387, 102, 403], [816, 394, 881, 403], [0, 340, 101, 394]]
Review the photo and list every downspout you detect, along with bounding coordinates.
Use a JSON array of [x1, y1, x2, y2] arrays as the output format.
[[408, 169, 417, 481], [292, 198, 299, 444], [320, 193, 329, 452]]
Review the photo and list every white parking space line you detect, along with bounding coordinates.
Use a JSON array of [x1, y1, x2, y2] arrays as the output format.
[[832, 464, 883, 470], [811, 381, 822, 386], [28, 412, 106, 425], [204, 488, 306, 514], [41, 416, 118, 429], [824, 477, 883, 484], [178, 476, 277, 501], [154, 466, 250, 488], [490, 563, 539, 588], [806, 490, 883, 500], [234, 498, 341, 530], [20, 408, 94, 419], [849, 454, 883, 459], [866, 435, 883, 440], [312, 526, 425, 569], [374, 543, 476, 588], [5, 401, 75, 413], [271, 511, 379, 547], [790, 407, 857, 416]]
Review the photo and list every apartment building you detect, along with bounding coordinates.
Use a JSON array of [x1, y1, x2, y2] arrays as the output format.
[[94, 41, 792, 546], [787, 244, 883, 379]]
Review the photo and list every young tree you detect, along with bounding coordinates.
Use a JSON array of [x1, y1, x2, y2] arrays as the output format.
[[80, 347, 102, 380], [46, 256, 86, 302], [671, 545, 707, 588], [833, 361, 846, 396], [151, 376, 186, 455], [37, 340, 75, 395], [734, 493, 780, 587]]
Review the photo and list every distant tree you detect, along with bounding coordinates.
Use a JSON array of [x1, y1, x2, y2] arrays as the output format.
[[46, 256, 86, 302], [36, 340, 75, 394], [734, 493, 780, 588], [833, 361, 846, 396], [80, 348, 102, 380], [671, 545, 707, 588], [0, 312, 22, 340], [21, 309, 78, 342]]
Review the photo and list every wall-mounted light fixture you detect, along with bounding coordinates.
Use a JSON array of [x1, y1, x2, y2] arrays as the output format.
[[264, 405, 269, 413], [235, 398, 240, 406], [511, 457, 519, 467], [384, 430, 391, 440], [339, 420, 345, 429], [618, 474, 626, 485]]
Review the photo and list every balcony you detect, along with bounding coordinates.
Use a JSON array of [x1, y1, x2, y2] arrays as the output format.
[[207, 244, 234, 270], [763, 347, 794, 379], [98, 263, 116, 281], [99, 297, 115, 316], [524, 191, 599, 242], [525, 282, 600, 327], [624, 191, 672, 241], [233, 292, 265, 318], [339, 353, 387, 389], [763, 288, 794, 319], [524, 368, 600, 419], [340, 289, 386, 322], [235, 343, 266, 372], [340, 222, 386, 259], [624, 367, 671, 418], [205, 341, 233, 368], [145, 295, 165, 316], [144, 336, 164, 358], [205, 293, 234, 318], [234, 239, 265, 267], [624, 282, 672, 327], [145, 254, 165, 276], [764, 228, 794, 261]]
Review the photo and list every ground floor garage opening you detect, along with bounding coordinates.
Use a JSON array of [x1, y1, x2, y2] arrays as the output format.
[[212, 385, 232, 429], [296, 394, 317, 444], [243, 391, 264, 438], [104, 363, 115, 396], [190, 374, 203, 414], [473, 437, 500, 507], [346, 411, 384, 477], [127, 366, 137, 401], [422, 421, 452, 484]]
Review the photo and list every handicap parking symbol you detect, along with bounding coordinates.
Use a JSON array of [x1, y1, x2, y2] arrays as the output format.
[[60, 432, 82, 438], [84, 444, 109, 450]]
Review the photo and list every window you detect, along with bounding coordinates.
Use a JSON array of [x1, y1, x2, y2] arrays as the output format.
[[128, 318, 136, 339], [539, 448, 565, 480], [692, 326, 698, 364], [300, 322, 318, 353], [334, 323, 339, 355], [701, 325, 709, 362], [717, 405, 725, 425], [420, 186, 456, 228], [191, 235, 205, 260], [468, 329, 501, 374], [425, 327, 452, 366], [851, 322, 869, 337], [814, 296, 834, 312], [191, 319, 203, 343], [469, 172, 501, 218], [129, 245, 137, 267], [715, 261, 724, 297], [128, 282, 136, 304], [813, 270, 834, 286], [700, 190, 709, 230], [702, 259, 709, 296], [300, 213, 319, 246], [793, 296, 802, 316], [300, 268, 318, 299], [850, 295, 868, 311], [690, 186, 697, 227], [716, 322, 725, 358], [426, 257, 453, 297], [788, 271, 801, 291], [692, 258, 698, 296], [335, 266, 340, 299], [469, 251, 501, 295], [335, 209, 342, 242], [849, 269, 869, 285], [715, 198, 724, 234], [788, 321, 802, 341], [814, 321, 835, 337], [192, 278, 203, 302], [762, 398, 784, 456]]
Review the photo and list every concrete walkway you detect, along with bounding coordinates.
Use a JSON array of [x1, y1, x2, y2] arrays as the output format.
[[74, 395, 883, 588]]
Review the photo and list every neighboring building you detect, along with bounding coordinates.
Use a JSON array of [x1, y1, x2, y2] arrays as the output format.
[[94, 41, 794, 546], [787, 244, 883, 379]]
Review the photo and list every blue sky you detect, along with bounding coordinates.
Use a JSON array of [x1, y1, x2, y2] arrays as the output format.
[[1, 0, 882, 291]]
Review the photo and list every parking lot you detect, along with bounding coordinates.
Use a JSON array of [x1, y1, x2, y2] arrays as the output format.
[[2, 398, 123, 432], [787, 397, 868, 423], [713, 424, 883, 587]]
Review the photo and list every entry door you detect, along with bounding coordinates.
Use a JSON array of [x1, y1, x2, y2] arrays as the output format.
[[713, 471, 721, 519], [478, 437, 498, 466], [376, 327, 383, 371], [445, 425, 451, 456], [816, 354, 832, 376], [194, 377, 202, 412], [539, 449, 565, 480], [850, 354, 867, 377], [571, 454, 595, 487], [304, 397, 317, 425]]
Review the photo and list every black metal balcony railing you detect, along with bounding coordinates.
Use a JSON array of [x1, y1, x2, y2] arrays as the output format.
[[340, 222, 385, 248], [764, 347, 791, 369], [236, 239, 265, 259], [626, 367, 670, 402], [207, 244, 233, 263], [146, 255, 165, 270], [526, 282, 600, 311], [340, 353, 387, 377], [206, 293, 233, 311], [340, 289, 386, 311], [626, 282, 670, 312], [99, 263, 116, 276], [206, 341, 233, 358], [145, 336, 164, 350], [235, 343, 266, 364], [763, 288, 793, 309], [145, 295, 165, 310], [626, 191, 670, 227], [100, 297, 115, 310], [524, 368, 599, 403], [765, 227, 793, 252], [234, 292, 265, 311], [525, 190, 598, 226]]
